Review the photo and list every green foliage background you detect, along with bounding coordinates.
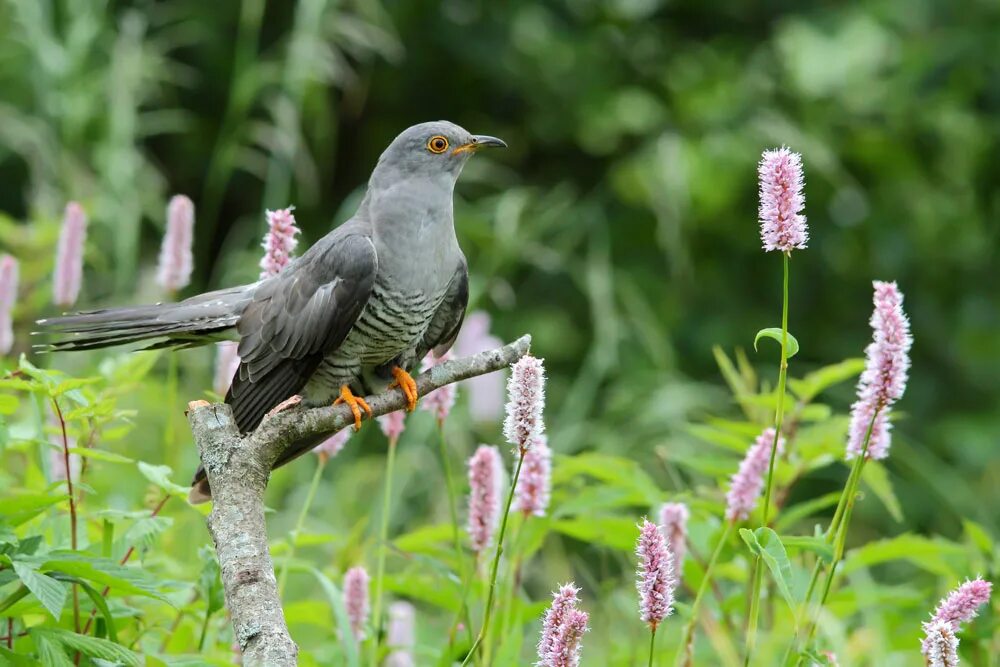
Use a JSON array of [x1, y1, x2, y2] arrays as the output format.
[[0, 0, 998, 665]]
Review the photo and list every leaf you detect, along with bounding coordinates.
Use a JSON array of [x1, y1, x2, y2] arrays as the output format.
[[40, 553, 170, 603], [30, 628, 140, 666], [0, 494, 63, 526], [137, 462, 189, 498], [780, 535, 834, 563], [394, 523, 454, 554], [0, 394, 18, 415], [739, 528, 799, 621], [76, 579, 119, 643], [773, 492, 841, 534], [788, 358, 866, 402], [30, 629, 74, 667], [962, 519, 993, 555], [552, 516, 637, 551], [860, 462, 903, 523], [198, 546, 224, 616], [11, 561, 67, 619], [754, 328, 800, 358], [306, 567, 360, 667], [67, 447, 134, 464], [842, 534, 965, 576], [551, 453, 661, 505], [0, 645, 41, 666]]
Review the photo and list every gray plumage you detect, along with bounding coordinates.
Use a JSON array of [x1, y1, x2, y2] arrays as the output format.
[[37, 121, 504, 495]]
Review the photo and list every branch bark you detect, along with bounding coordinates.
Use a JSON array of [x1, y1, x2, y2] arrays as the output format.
[[186, 334, 531, 665]]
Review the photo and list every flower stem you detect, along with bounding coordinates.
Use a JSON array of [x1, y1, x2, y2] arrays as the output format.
[[648, 625, 659, 667], [675, 522, 732, 667], [745, 252, 791, 665], [51, 398, 80, 635], [370, 434, 400, 665], [461, 450, 526, 666], [277, 457, 326, 597], [786, 408, 879, 665], [439, 424, 474, 652]]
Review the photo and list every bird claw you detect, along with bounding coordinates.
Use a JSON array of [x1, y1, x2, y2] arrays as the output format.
[[265, 394, 303, 418], [389, 366, 418, 412], [333, 385, 372, 431]]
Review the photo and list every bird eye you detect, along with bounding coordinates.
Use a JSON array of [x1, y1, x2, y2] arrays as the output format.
[[427, 135, 449, 154]]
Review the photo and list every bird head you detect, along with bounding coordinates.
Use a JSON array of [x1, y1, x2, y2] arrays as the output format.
[[371, 121, 507, 184]]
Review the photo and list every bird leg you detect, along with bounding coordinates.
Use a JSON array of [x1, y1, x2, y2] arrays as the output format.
[[265, 394, 302, 419], [333, 385, 372, 431], [389, 366, 418, 412]]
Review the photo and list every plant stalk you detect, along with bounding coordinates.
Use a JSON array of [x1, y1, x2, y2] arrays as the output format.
[[461, 450, 526, 666], [278, 456, 327, 596]]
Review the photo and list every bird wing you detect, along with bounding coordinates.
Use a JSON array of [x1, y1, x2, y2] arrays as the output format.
[[417, 257, 469, 360], [227, 232, 378, 432]]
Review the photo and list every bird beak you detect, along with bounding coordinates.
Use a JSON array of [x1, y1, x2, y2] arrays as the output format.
[[452, 135, 507, 155]]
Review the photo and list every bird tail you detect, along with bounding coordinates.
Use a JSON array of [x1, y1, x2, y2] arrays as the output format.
[[35, 285, 252, 352]]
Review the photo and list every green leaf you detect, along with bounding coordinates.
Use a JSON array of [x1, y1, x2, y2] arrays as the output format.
[[552, 516, 637, 551], [30, 629, 74, 667], [780, 535, 834, 563], [66, 447, 134, 464], [0, 494, 63, 526], [842, 534, 965, 576], [753, 328, 800, 358], [0, 394, 18, 415], [30, 628, 140, 666], [76, 579, 119, 643], [40, 553, 170, 603], [773, 492, 841, 534], [788, 358, 866, 402], [11, 561, 67, 619], [551, 453, 662, 505], [861, 462, 903, 523], [137, 462, 189, 498], [962, 519, 993, 555], [739, 528, 799, 622], [198, 547, 224, 616], [0, 645, 41, 666], [306, 567, 360, 667]]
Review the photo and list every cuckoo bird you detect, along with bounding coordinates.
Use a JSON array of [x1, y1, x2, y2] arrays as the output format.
[[37, 121, 506, 500]]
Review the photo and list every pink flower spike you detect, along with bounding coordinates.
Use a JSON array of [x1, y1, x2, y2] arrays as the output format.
[[259, 207, 301, 279], [0, 254, 19, 355], [658, 502, 690, 575], [758, 147, 807, 253], [513, 435, 552, 518], [545, 608, 589, 667], [466, 445, 504, 554], [846, 281, 913, 460], [214, 341, 241, 396], [53, 202, 87, 307], [378, 410, 407, 443], [385, 601, 416, 667], [455, 312, 505, 422], [156, 195, 195, 292], [636, 518, 676, 630], [420, 351, 457, 423], [931, 577, 992, 629], [921, 620, 959, 667], [725, 428, 785, 523], [503, 355, 546, 452], [343, 566, 370, 642], [313, 429, 350, 462], [537, 583, 581, 665]]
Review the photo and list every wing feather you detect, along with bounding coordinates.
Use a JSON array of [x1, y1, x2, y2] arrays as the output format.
[[227, 233, 377, 432]]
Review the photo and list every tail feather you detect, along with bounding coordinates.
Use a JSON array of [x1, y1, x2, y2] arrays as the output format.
[[35, 286, 252, 352]]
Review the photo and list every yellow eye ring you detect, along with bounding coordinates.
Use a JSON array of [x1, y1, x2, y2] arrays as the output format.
[[427, 135, 449, 154]]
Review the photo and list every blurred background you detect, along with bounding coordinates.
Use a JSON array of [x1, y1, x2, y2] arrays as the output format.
[[1, 0, 999, 663]]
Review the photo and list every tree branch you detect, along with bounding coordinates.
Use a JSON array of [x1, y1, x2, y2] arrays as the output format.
[[186, 334, 531, 665]]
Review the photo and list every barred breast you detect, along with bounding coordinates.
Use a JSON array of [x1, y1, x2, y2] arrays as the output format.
[[303, 275, 447, 402]]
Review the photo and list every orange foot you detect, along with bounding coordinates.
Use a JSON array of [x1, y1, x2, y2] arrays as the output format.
[[266, 394, 302, 419], [389, 366, 418, 412], [333, 385, 372, 431]]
